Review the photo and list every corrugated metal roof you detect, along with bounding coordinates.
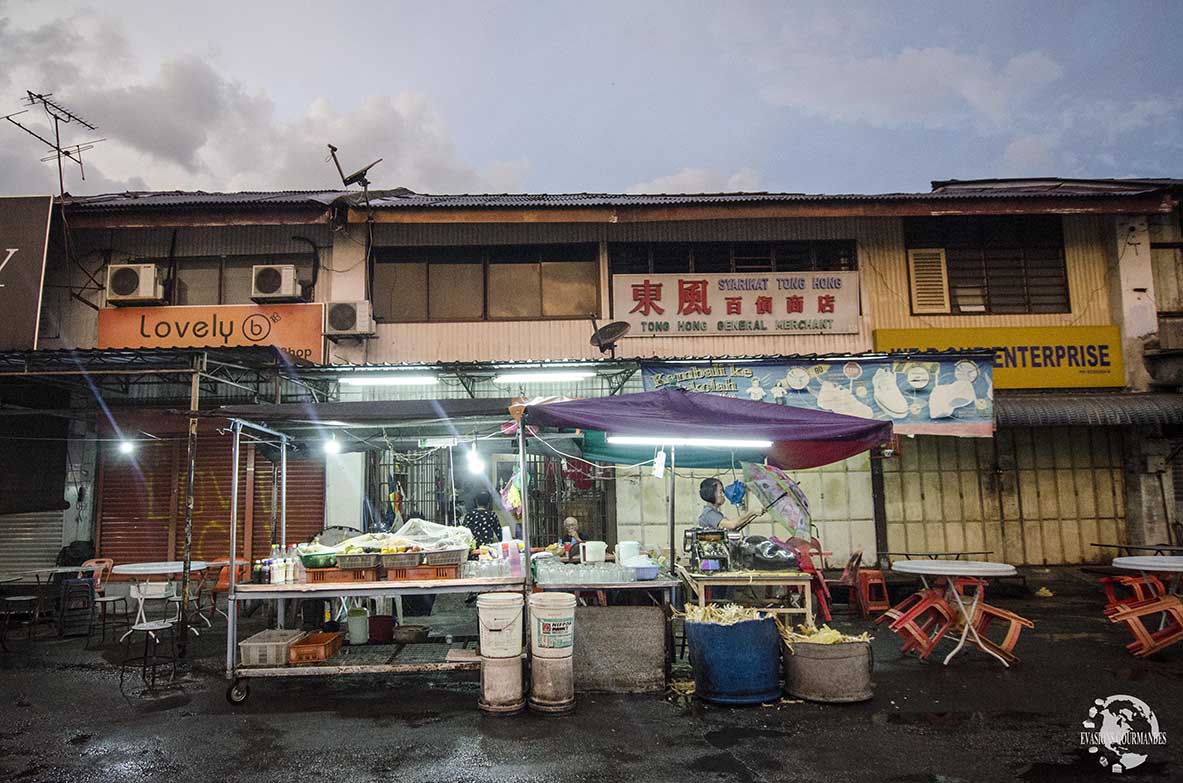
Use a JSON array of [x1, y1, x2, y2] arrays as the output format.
[[59, 181, 1171, 213], [996, 393, 1183, 427]]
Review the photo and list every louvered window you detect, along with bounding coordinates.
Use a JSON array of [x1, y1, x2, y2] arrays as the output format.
[[904, 216, 1069, 315], [607, 240, 858, 274], [908, 249, 951, 314]]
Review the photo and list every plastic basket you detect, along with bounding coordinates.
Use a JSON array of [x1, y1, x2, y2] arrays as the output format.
[[239, 629, 306, 667], [306, 567, 381, 584], [336, 553, 381, 569], [299, 552, 337, 569], [380, 551, 422, 569], [289, 632, 344, 664], [423, 547, 468, 567], [386, 564, 460, 582]]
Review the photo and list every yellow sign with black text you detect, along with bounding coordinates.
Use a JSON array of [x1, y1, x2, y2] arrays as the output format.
[[874, 326, 1124, 389]]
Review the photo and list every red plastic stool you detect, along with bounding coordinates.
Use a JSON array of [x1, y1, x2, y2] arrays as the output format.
[[1100, 575, 1165, 614], [971, 602, 1034, 655], [895, 598, 955, 660], [1108, 596, 1183, 657], [856, 570, 891, 618]]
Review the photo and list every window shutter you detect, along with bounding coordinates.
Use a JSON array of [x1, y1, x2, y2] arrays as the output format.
[[908, 248, 951, 314]]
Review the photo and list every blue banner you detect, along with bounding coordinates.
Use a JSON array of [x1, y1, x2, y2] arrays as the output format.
[[642, 357, 995, 437]]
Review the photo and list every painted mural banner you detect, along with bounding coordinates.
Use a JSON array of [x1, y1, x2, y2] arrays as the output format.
[[97, 302, 326, 363], [612, 271, 859, 336], [873, 326, 1124, 389], [642, 356, 995, 437]]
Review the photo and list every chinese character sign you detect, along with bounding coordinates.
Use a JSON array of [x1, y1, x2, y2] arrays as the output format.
[[612, 272, 859, 336]]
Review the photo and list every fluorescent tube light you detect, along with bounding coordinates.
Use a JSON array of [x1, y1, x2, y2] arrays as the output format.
[[323, 437, 342, 455], [606, 435, 773, 449], [339, 375, 438, 386], [493, 371, 596, 384], [118, 440, 135, 454]]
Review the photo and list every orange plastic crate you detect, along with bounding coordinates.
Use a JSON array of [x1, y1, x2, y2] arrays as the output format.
[[289, 631, 344, 664], [305, 567, 381, 583], [385, 564, 460, 582]]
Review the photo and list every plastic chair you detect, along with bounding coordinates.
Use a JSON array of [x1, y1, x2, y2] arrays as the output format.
[[971, 602, 1034, 656], [1108, 596, 1183, 657], [79, 558, 114, 594], [1100, 575, 1165, 614], [893, 595, 956, 660], [856, 570, 891, 618], [205, 564, 250, 620], [775, 537, 831, 622]]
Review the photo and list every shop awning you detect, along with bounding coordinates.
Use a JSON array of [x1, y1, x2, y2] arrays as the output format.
[[523, 388, 892, 470], [217, 397, 515, 427], [995, 393, 1183, 427]]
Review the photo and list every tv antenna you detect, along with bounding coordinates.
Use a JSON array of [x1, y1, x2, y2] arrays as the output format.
[[3, 91, 106, 197], [327, 144, 383, 302]]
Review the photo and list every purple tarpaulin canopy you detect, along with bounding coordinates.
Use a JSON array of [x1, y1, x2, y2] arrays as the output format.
[[522, 388, 892, 469]]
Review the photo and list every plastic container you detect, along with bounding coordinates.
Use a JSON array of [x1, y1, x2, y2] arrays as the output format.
[[238, 629, 306, 667], [480, 655, 525, 715], [306, 567, 381, 583], [528, 654, 575, 714], [336, 553, 381, 569], [385, 564, 459, 581], [631, 564, 660, 581], [299, 552, 337, 569], [685, 617, 781, 705], [528, 592, 576, 659], [368, 615, 395, 644], [782, 640, 873, 703], [477, 592, 525, 658], [289, 632, 343, 664], [379, 551, 422, 569], [346, 607, 369, 646], [391, 625, 429, 644], [423, 547, 468, 566]]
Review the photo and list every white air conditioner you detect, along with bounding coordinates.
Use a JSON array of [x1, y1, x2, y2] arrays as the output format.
[[251, 264, 303, 302], [106, 263, 164, 305], [325, 301, 375, 337]]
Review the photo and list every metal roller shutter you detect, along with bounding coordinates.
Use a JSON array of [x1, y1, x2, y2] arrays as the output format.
[[0, 511, 65, 574], [250, 454, 326, 557], [176, 432, 249, 562], [97, 440, 177, 566]]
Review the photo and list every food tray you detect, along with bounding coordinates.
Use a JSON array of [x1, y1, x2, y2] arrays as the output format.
[[385, 564, 460, 582], [289, 631, 343, 664], [336, 553, 381, 569], [239, 629, 306, 667], [380, 551, 422, 569], [299, 552, 337, 569], [306, 567, 381, 584], [423, 547, 468, 566]]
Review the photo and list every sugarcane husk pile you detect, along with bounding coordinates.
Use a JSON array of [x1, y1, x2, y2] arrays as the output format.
[[679, 603, 764, 625], [776, 618, 871, 651]]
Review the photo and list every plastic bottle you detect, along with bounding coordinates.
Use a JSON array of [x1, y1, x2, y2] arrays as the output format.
[[261, 559, 271, 584], [287, 557, 296, 584], [509, 547, 523, 578]]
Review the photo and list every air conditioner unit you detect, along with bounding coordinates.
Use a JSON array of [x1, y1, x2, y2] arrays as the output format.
[[251, 264, 304, 302], [325, 301, 375, 338], [106, 263, 164, 305]]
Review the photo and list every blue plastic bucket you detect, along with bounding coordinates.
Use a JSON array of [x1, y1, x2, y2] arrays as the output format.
[[686, 616, 781, 705]]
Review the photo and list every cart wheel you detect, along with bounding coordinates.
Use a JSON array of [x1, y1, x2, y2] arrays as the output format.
[[226, 679, 250, 705]]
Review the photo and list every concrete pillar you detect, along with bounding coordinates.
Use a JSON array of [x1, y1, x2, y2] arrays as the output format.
[[1123, 427, 1173, 547], [1108, 216, 1158, 391]]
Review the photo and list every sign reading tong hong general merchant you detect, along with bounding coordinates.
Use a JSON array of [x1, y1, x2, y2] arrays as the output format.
[[612, 271, 860, 336], [97, 302, 326, 363], [0, 196, 54, 350]]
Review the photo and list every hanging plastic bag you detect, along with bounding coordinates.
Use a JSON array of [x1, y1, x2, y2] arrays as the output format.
[[724, 480, 747, 506]]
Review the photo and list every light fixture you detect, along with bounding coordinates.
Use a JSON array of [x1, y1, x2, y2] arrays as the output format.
[[606, 435, 773, 449], [323, 436, 342, 455], [492, 371, 596, 384], [339, 375, 438, 386], [465, 446, 486, 474], [117, 440, 135, 454]]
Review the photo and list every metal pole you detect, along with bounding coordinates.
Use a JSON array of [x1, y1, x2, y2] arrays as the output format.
[[278, 435, 288, 628], [178, 361, 200, 654], [518, 417, 531, 587], [225, 421, 242, 678], [668, 446, 677, 567]]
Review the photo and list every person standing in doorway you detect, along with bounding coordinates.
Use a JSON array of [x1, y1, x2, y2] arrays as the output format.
[[463, 491, 502, 547]]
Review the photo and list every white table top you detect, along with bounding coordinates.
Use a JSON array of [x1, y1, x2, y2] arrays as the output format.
[[893, 560, 1017, 578], [1112, 556, 1183, 573], [112, 561, 209, 575], [24, 565, 104, 576]]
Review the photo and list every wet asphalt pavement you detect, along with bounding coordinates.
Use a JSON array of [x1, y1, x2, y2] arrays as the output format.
[[2, 568, 1182, 783]]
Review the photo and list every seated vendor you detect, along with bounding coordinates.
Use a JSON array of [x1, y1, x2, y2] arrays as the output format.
[[698, 477, 759, 531]]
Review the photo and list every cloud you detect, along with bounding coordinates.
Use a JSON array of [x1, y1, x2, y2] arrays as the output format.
[[1001, 135, 1057, 175], [627, 167, 762, 194], [0, 9, 527, 196]]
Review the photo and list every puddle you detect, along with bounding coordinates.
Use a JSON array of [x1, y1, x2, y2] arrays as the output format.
[[704, 727, 790, 750], [877, 710, 1044, 730], [689, 752, 755, 782], [67, 733, 92, 746]]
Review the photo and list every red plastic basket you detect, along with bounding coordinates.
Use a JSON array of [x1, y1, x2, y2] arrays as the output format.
[[385, 564, 460, 582], [288, 631, 343, 664], [305, 567, 381, 583]]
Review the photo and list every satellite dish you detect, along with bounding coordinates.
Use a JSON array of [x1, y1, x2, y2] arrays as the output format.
[[590, 319, 631, 357]]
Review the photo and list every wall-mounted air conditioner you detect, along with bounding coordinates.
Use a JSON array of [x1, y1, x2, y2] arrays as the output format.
[[325, 301, 375, 338], [106, 263, 164, 305], [251, 264, 304, 302]]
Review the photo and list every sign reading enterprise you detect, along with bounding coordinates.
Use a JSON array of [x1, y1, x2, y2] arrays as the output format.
[[97, 302, 326, 363], [874, 326, 1124, 389]]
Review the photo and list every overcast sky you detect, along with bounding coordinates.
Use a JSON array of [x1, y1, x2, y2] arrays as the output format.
[[1, 1, 1180, 197]]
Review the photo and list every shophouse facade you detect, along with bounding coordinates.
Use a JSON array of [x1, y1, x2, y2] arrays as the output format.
[[2, 179, 1180, 572]]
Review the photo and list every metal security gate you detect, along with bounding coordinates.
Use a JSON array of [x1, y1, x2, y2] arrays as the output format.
[[882, 427, 1127, 565], [0, 511, 64, 574]]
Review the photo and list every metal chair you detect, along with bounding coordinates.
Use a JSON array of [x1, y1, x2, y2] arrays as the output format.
[[120, 619, 178, 691]]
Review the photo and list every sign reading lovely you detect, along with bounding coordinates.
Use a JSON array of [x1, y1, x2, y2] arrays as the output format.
[[97, 302, 326, 363], [612, 271, 860, 336], [642, 356, 995, 437]]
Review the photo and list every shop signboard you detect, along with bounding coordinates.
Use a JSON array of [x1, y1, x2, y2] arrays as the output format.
[[97, 302, 326, 363], [0, 195, 54, 350], [612, 271, 859, 336], [642, 356, 995, 437], [873, 326, 1124, 389]]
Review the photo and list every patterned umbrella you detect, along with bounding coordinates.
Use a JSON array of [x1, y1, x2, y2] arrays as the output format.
[[742, 461, 811, 539]]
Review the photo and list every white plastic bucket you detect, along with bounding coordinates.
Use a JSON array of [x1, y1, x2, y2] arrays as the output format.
[[529, 654, 575, 714], [529, 592, 576, 659], [477, 592, 524, 659], [479, 655, 525, 714]]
